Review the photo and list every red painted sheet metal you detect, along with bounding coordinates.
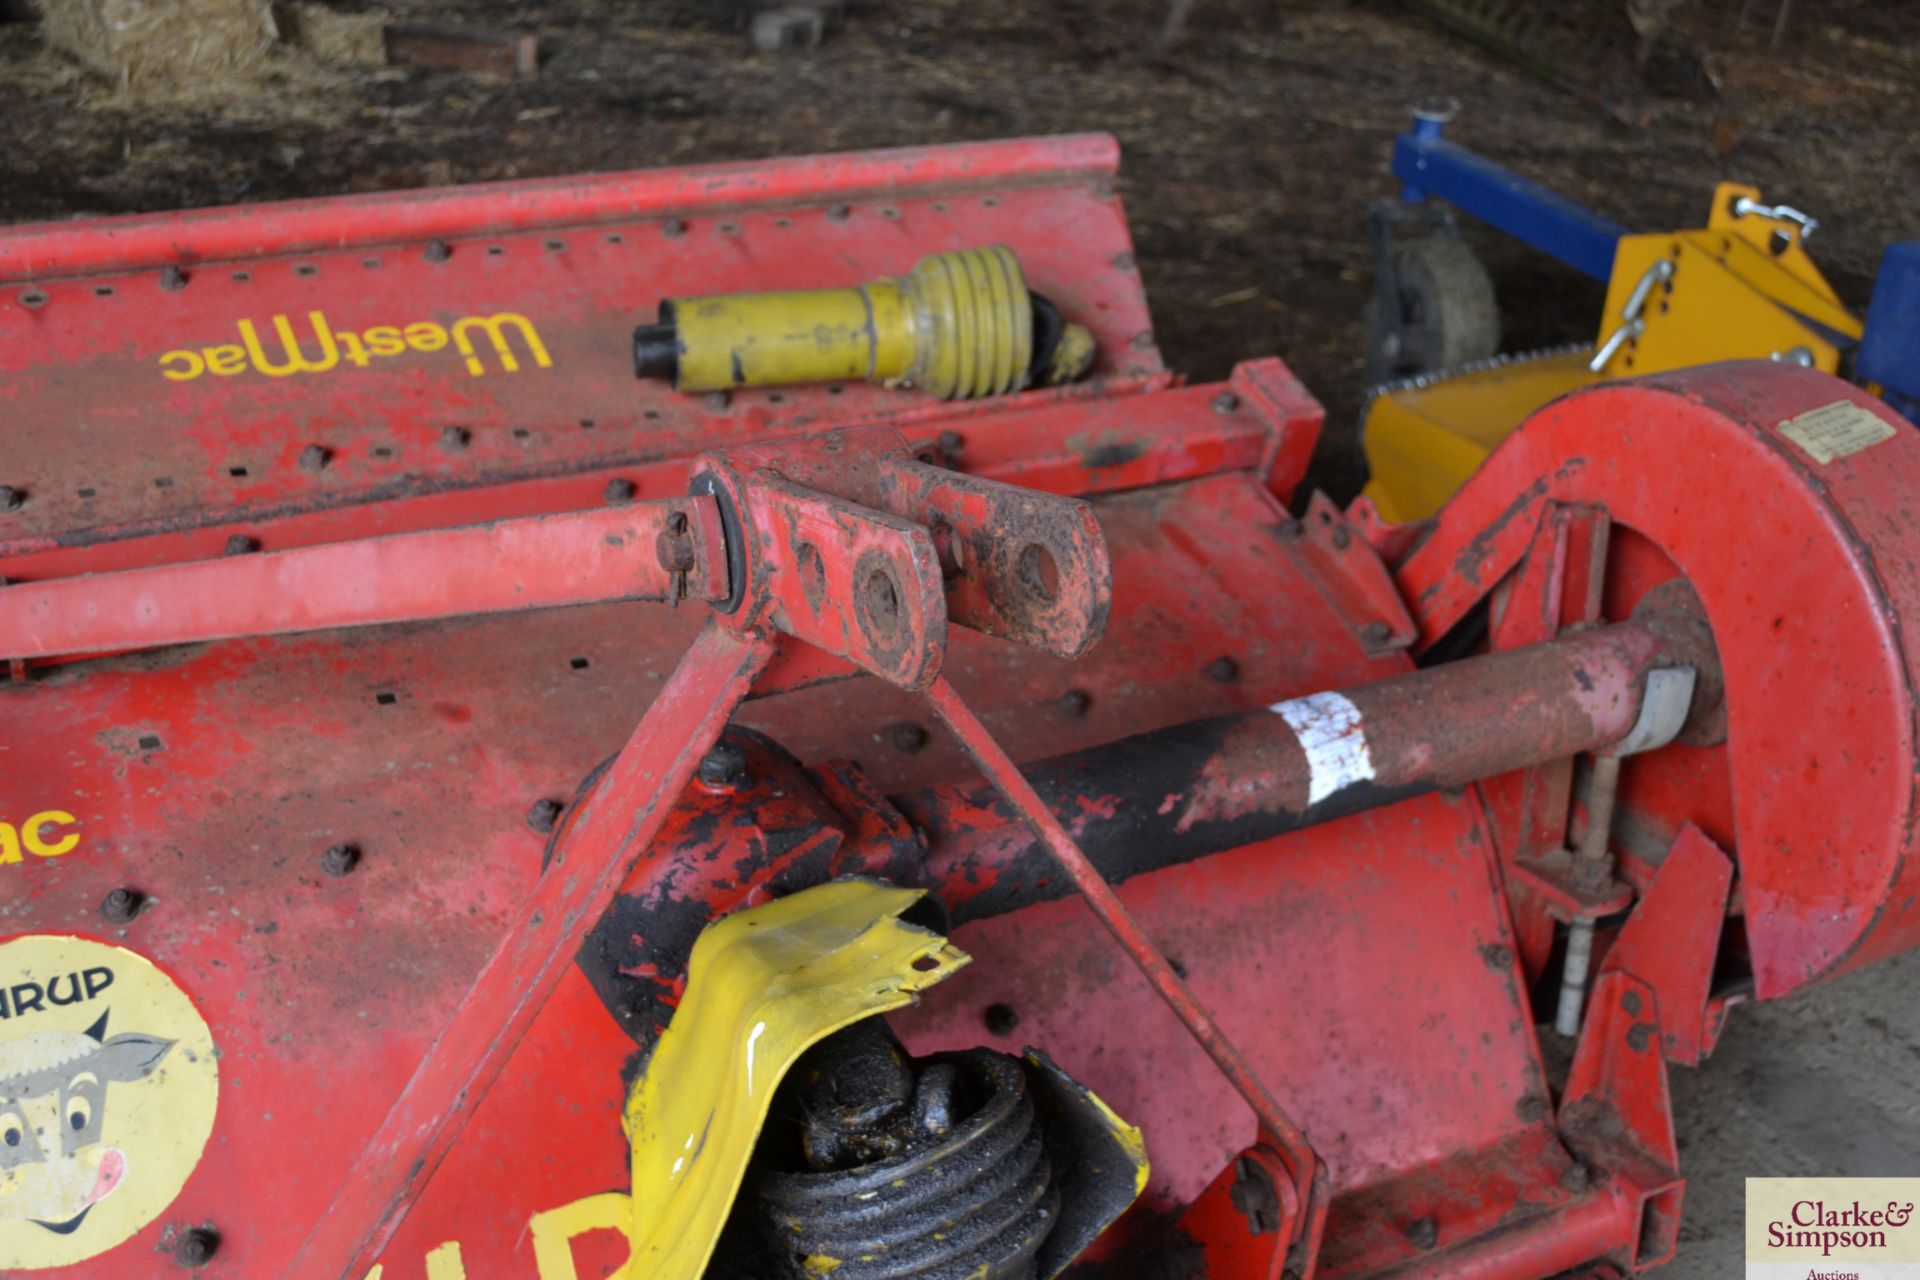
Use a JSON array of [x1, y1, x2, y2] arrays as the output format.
[[891, 792, 1553, 1223], [0, 134, 1125, 281], [0, 139, 1158, 557], [0, 467, 1362, 1276]]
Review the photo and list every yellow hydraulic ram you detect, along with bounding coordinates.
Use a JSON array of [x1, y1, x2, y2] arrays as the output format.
[[632, 244, 1097, 399]]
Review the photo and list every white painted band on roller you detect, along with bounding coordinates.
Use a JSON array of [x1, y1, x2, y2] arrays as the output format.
[[1271, 691, 1375, 805]]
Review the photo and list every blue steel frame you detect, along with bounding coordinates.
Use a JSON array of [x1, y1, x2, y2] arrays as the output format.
[[1389, 111, 1918, 423], [1861, 242, 1920, 422], [1393, 111, 1630, 282]]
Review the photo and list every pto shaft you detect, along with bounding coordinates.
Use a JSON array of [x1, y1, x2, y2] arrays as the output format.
[[633, 245, 1096, 399], [900, 614, 1715, 922]]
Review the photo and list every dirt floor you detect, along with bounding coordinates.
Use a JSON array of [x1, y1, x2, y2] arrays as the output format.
[[3, 0, 1917, 1273]]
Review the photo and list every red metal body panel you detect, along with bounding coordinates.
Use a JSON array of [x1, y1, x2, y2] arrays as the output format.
[[1398, 366, 1920, 999], [1, 134, 1914, 1280]]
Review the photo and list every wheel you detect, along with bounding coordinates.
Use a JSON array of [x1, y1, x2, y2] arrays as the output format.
[[1363, 235, 1500, 387]]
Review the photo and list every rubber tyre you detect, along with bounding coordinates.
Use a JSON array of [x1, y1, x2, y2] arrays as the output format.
[[1364, 236, 1500, 386]]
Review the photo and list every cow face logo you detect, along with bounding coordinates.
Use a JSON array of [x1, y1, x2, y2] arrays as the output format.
[[0, 937, 218, 1270]]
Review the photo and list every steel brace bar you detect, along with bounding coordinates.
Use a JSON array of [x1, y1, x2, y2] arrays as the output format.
[[0, 496, 728, 659], [294, 620, 776, 1280], [926, 676, 1325, 1246]]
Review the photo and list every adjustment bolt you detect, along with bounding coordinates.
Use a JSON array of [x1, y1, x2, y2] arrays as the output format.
[[223, 534, 258, 556], [440, 425, 471, 451], [1406, 1215, 1439, 1250], [423, 239, 452, 263], [320, 843, 360, 878], [0, 486, 25, 511], [698, 741, 748, 790], [603, 477, 636, 505], [101, 887, 142, 924], [525, 798, 564, 834], [1206, 655, 1240, 683], [1227, 1156, 1280, 1235], [887, 722, 929, 753], [173, 1226, 219, 1267], [1058, 688, 1092, 718], [298, 444, 332, 473], [1212, 390, 1240, 414], [159, 264, 189, 291]]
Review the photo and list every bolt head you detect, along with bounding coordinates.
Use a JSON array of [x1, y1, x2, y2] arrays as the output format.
[[603, 478, 636, 504], [935, 429, 964, 458], [1406, 1215, 1439, 1250], [1212, 390, 1241, 414], [697, 741, 749, 789], [0, 486, 25, 512], [1359, 620, 1392, 646], [223, 534, 258, 557], [159, 264, 189, 291], [100, 887, 141, 924], [1057, 688, 1092, 718], [298, 444, 331, 473], [1560, 1162, 1591, 1193], [525, 798, 564, 834], [705, 390, 732, 412], [983, 1002, 1020, 1036], [173, 1226, 219, 1267], [440, 425, 471, 450], [320, 843, 360, 878], [887, 722, 929, 753], [663, 216, 687, 237], [1206, 656, 1240, 683], [423, 239, 452, 263]]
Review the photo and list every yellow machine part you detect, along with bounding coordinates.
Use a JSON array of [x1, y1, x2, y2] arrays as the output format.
[[1360, 348, 1599, 525], [1593, 184, 1861, 379], [1362, 182, 1864, 523], [667, 244, 1094, 399], [625, 879, 971, 1280]]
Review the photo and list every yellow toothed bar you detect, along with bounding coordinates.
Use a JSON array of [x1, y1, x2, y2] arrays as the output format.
[[632, 245, 1096, 399]]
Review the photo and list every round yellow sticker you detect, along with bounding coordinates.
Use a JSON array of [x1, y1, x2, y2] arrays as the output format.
[[0, 935, 218, 1269]]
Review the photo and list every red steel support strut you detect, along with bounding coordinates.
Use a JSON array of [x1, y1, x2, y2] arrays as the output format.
[[293, 621, 776, 1277], [926, 676, 1326, 1248]]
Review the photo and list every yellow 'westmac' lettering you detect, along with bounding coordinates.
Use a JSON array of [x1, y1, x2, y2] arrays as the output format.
[[0, 812, 79, 865], [238, 312, 339, 377], [161, 310, 552, 382]]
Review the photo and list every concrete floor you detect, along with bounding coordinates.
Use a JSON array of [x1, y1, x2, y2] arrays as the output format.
[[1654, 947, 1920, 1275]]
